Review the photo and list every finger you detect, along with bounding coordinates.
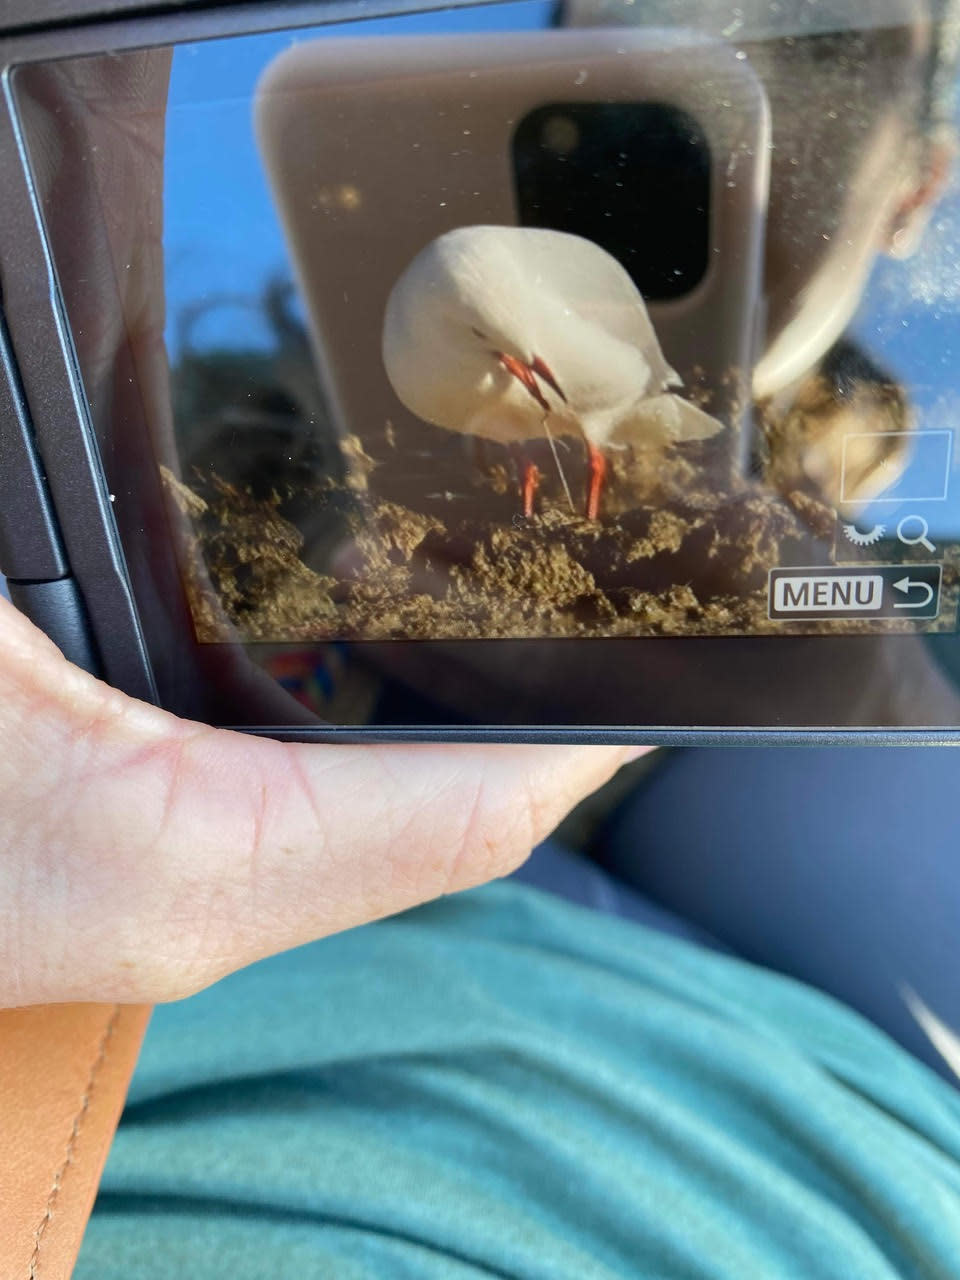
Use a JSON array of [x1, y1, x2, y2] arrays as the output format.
[[0, 599, 648, 1005]]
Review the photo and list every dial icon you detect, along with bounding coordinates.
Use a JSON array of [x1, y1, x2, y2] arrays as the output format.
[[842, 522, 886, 547]]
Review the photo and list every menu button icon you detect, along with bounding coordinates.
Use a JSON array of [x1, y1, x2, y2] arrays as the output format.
[[769, 565, 941, 621]]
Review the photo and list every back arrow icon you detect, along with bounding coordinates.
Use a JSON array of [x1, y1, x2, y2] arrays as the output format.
[[893, 576, 935, 608]]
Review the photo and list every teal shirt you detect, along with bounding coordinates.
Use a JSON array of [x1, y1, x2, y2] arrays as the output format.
[[79, 882, 960, 1278]]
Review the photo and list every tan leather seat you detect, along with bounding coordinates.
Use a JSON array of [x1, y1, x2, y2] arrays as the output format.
[[0, 1004, 150, 1279]]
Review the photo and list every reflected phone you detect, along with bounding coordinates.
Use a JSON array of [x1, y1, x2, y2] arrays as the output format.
[[255, 31, 768, 503]]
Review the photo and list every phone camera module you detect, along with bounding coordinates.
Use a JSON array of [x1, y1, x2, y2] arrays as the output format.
[[512, 101, 711, 301]]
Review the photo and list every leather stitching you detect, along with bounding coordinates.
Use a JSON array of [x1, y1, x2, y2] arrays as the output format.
[[28, 1005, 122, 1279]]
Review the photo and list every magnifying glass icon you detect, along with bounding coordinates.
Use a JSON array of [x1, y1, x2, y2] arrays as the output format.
[[896, 514, 937, 553]]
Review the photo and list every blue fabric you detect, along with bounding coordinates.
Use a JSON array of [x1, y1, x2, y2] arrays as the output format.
[[598, 747, 960, 1079], [512, 838, 728, 950], [79, 880, 960, 1278]]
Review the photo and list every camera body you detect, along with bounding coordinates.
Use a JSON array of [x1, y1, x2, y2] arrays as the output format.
[[1, 0, 960, 741]]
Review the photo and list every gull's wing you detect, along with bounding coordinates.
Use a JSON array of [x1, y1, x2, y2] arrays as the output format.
[[515, 227, 679, 391]]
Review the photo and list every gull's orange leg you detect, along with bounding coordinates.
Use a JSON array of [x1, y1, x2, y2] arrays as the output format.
[[507, 444, 540, 517], [522, 461, 541, 517], [586, 441, 606, 520]]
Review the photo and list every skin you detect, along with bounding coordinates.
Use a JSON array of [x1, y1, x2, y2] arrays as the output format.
[[749, 10, 942, 397], [591, 0, 946, 401], [0, 593, 642, 1005], [4, 55, 646, 1008]]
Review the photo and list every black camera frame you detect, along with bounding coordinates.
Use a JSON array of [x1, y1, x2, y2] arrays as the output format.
[[1, 0, 959, 745]]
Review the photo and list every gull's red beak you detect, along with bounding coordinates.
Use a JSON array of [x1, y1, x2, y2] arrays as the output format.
[[529, 355, 567, 404], [497, 351, 550, 412], [497, 352, 566, 413]]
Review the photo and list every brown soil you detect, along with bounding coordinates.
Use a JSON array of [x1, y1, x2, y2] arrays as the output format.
[[161, 418, 960, 644]]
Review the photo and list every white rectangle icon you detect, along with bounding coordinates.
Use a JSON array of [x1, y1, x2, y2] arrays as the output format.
[[772, 574, 884, 613], [840, 429, 952, 503]]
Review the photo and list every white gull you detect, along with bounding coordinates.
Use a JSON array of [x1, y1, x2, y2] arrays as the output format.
[[382, 225, 723, 518]]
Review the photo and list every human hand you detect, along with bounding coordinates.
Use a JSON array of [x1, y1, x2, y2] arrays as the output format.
[[0, 597, 644, 1006]]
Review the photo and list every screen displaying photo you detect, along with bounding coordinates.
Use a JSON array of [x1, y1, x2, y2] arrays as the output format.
[[13, 0, 960, 649]]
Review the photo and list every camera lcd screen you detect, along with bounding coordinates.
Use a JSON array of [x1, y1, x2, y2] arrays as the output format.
[[11, 0, 960, 731]]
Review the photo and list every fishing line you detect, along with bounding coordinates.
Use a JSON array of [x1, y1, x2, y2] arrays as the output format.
[[541, 415, 575, 512]]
